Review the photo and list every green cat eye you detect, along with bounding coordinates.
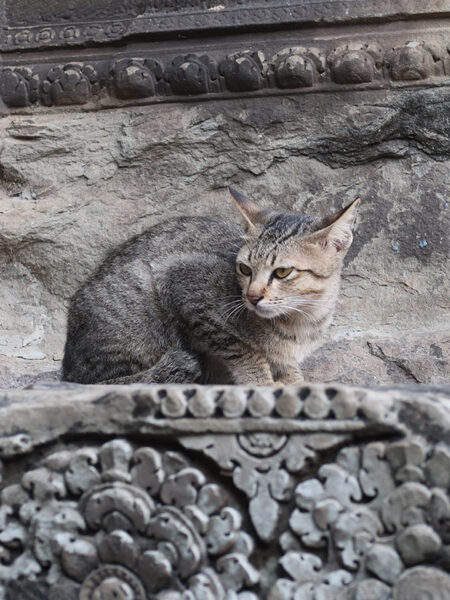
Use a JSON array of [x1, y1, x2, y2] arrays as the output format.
[[273, 267, 293, 279], [239, 263, 252, 276]]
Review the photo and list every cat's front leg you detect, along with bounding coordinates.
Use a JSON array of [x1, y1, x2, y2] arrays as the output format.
[[226, 353, 278, 386], [272, 363, 304, 386]]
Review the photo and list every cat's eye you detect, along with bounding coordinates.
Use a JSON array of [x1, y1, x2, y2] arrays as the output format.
[[239, 263, 252, 276], [273, 267, 293, 279]]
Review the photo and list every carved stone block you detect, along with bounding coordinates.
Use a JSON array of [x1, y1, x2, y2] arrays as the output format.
[[0, 383, 448, 598]]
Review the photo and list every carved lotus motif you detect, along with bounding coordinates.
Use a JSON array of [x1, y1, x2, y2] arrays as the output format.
[[270, 48, 323, 89], [330, 49, 375, 84], [328, 44, 383, 85], [165, 55, 217, 95], [0, 68, 39, 108], [0, 440, 259, 599], [42, 63, 99, 106], [112, 58, 162, 99], [219, 51, 265, 92], [389, 44, 435, 81]]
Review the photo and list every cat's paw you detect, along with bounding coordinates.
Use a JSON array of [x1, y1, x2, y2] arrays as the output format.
[[278, 374, 305, 385]]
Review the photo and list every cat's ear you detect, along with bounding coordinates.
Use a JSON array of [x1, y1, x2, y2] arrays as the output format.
[[308, 198, 360, 254], [229, 187, 268, 230]]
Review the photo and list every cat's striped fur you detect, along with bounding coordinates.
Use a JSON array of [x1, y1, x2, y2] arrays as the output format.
[[62, 189, 359, 385]]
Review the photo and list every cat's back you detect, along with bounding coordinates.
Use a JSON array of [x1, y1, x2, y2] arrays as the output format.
[[70, 215, 242, 313], [96, 216, 242, 275]]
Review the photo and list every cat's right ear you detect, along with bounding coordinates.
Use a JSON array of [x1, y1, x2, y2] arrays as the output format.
[[229, 187, 268, 231]]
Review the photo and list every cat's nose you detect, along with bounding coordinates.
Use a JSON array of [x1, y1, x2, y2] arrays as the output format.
[[247, 294, 264, 306]]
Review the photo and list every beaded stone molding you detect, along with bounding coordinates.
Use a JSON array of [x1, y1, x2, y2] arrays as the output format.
[[4, 0, 449, 52], [0, 382, 449, 599]]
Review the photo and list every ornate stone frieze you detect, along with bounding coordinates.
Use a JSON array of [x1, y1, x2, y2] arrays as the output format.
[[1, 26, 449, 110], [0, 438, 259, 599], [0, 383, 449, 598]]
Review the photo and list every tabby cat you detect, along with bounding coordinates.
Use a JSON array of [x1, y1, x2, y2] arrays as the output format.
[[62, 188, 359, 385]]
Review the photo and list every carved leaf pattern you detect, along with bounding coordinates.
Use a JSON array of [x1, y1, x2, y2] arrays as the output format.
[[0, 440, 259, 599], [0, 429, 449, 598], [271, 440, 450, 599]]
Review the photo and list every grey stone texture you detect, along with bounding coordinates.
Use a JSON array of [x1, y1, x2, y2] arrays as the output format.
[[0, 85, 449, 387], [0, 382, 449, 598]]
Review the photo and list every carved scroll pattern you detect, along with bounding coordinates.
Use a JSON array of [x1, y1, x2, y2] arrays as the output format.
[[268, 439, 450, 600], [0, 385, 449, 598], [0, 440, 259, 599], [180, 432, 450, 598]]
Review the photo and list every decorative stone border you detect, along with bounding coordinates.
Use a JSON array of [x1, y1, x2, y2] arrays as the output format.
[[0, 382, 421, 453], [4, 0, 448, 52], [2, 27, 449, 110]]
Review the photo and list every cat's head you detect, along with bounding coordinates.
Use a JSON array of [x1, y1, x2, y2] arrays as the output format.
[[230, 187, 360, 320]]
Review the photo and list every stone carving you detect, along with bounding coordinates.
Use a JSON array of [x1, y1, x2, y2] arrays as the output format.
[[0, 439, 259, 598], [3, 0, 446, 51], [5, 0, 148, 25], [181, 431, 353, 542], [0, 68, 39, 108], [268, 440, 450, 599], [328, 44, 383, 84], [2, 26, 450, 112], [2, 35, 449, 112], [270, 48, 324, 89], [164, 55, 218, 95], [112, 58, 163, 99], [41, 63, 99, 106], [0, 383, 449, 598], [219, 51, 266, 92], [389, 42, 439, 81]]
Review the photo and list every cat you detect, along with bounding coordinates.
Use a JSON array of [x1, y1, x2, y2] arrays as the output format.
[[62, 188, 359, 386]]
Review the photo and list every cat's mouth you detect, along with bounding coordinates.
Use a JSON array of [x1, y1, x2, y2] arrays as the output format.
[[245, 301, 285, 319]]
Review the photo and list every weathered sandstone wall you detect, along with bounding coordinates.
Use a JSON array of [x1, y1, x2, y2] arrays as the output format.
[[0, 87, 449, 386]]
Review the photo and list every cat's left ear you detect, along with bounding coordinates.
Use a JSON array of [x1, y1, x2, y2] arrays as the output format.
[[229, 187, 269, 231], [309, 198, 360, 254]]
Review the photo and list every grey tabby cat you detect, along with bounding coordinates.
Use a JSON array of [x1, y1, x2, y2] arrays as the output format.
[[62, 188, 359, 385]]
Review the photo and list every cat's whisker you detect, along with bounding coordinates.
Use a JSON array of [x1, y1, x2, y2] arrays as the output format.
[[223, 302, 246, 324], [281, 297, 332, 307], [220, 299, 245, 309], [218, 305, 242, 322], [282, 294, 331, 303], [219, 298, 245, 316], [273, 304, 319, 323]]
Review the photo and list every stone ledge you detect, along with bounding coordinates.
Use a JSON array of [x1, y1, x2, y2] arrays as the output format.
[[1, 382, 449, 454], [2, 23, 449, 111], [0, 383, 449, 599]]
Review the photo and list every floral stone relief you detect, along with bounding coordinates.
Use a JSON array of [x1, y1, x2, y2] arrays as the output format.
[[0, 439, 259, 599], [0, 383, 449, 599]]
